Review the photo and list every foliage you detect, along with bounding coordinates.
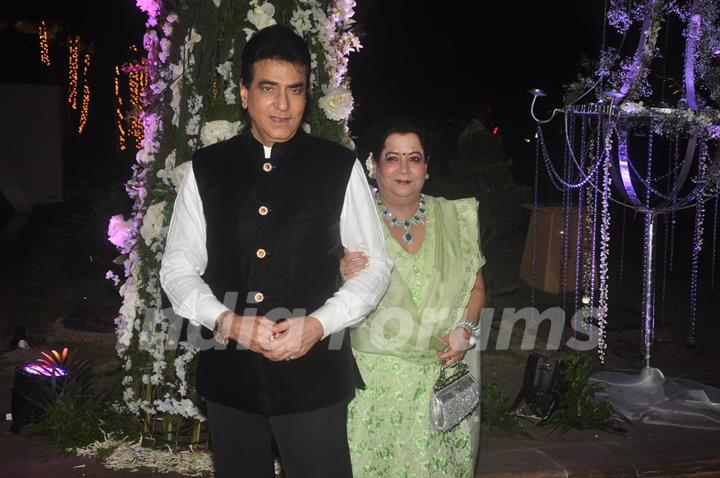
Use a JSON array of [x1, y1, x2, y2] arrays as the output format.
[[31, 351, 141, 451], [434, 129, 530, 249], [541, 354, 619, 435], [480, 379, 532, 439]]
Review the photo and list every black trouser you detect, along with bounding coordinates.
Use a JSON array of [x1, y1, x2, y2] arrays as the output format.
[[206, 399, 353, 478]]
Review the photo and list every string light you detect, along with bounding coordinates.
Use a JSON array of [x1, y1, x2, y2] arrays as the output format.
[[68, 37, 79, 110], [78, 52, 91, 134], [38, 21, 51, 66], [124, 46, 147, 150], [115, 66, 127, 151], [127, 68, 147, 149]]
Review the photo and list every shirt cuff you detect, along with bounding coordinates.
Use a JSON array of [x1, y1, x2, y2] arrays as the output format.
[[310, 302, 343, 338], [194, 297, 232, 332]]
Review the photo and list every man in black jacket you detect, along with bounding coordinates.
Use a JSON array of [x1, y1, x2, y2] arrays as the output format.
[[160, 25, 392, 478]]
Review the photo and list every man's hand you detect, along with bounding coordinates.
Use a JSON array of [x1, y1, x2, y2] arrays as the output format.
[[224, 314, 278, 353], [263, 316, 324, 361]]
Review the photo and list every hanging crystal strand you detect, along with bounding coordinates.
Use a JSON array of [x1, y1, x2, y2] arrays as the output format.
[[597, 125, 613, 365], [589, 125, 603, 317], [642, 120, 655, 347], [574, 117, 589, 314], [687, 140, 709, 348], [581, 132, 597, 334], [668, 139, 680, 273], [711, 194, 719, 292], [616, 207, 627, 340], [659, 141, 674, 327], [560, 115, 575, 313], [531, 127, 541, 315]]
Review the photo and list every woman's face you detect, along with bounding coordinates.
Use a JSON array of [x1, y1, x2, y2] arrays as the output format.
[[375, 132, 427, 203]]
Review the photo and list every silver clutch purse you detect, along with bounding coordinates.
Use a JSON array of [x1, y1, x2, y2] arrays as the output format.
[[429, 361, 479, 432]]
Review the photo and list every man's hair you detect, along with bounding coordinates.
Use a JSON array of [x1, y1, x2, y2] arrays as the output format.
[[241, 25, 311, 87], [371, 116, 431, 162]]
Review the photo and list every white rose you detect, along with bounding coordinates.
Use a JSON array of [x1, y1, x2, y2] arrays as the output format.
[[200, 120, 243, 146], [140, 201, 167, 246], [318, 86, 354, 121]]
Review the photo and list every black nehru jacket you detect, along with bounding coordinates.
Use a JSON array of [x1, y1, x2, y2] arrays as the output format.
[[192, 128, 362, 415]]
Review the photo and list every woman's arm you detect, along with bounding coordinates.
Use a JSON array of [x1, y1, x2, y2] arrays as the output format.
[[438, 271, 485, 366]]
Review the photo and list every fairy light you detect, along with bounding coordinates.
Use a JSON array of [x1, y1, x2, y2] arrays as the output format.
[[78, 52, 91, 134], [128, 68, 147, 148], [125, 47, 147, 150], [68, 37, 79, 110], [115, 66, 127, 151], [38, 21, 51, 66]]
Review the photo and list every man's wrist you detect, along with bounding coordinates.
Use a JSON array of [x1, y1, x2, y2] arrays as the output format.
[[213, 310, 234, 345]]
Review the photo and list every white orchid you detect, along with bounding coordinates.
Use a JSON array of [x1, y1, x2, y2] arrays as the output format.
[[140, 201, 167, 246], [247, 2, 277, 31]]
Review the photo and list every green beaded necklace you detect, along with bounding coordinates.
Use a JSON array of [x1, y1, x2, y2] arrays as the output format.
[[375, 193, 427, 244]]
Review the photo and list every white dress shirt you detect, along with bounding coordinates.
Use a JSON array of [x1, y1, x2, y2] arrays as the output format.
[[159, 146, 392, 339]]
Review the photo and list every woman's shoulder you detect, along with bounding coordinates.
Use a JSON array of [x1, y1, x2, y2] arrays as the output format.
[[425, 195, 478, 213]]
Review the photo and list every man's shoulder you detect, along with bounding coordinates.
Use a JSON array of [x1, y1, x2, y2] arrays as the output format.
[[193, 134, 243, 162], [301, 133, 355, 162]]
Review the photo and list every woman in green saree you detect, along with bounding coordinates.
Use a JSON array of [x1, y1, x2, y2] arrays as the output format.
[[342, 117, 486, 477]]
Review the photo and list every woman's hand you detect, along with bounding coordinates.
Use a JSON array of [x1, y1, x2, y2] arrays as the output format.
[[339, 248, 369, 282], [437, 328, 470, 366]]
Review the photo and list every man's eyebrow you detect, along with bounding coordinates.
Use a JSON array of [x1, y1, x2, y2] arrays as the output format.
[[288, 82, 306, 89], [257, 79, 278, 87]]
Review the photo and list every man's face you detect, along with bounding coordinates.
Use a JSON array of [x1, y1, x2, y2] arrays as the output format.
[[240, 59, 307, 147]]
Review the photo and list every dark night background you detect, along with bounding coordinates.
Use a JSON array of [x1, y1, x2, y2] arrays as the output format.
[[0, 0, 605, 184]]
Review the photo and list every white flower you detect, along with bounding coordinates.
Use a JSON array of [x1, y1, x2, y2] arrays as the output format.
[[200, 120, 243, 147], [247, 3, 277, 31], [170, 161, 192, 190], [365, 153, 376, 179], [212, 0, 222, 6], [108, 215, 133, 249], [620, 101, 646, 115], [186, 115, 201, 136], [318, 86, 354, 121], [119, 277, 139, 324], [140, 201, 167, 246], [166, 13, 178, 23], [301, 122, 311, 134], [224, 84, 237, 105], [243, 28, 256, 41], [216, 60, 233, 79]]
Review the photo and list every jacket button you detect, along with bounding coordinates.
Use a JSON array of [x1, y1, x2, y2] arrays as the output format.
[[256, 248, 266, 259], [254, 292, 264, 303], [258, 206, 269, 216], [262, 162, 273, 172]]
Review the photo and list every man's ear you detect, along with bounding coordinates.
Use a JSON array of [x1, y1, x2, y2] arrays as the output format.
[[239, 82, 248, 109]]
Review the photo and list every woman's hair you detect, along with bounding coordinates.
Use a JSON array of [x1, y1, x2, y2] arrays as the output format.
[[371, 116, 431, 163]]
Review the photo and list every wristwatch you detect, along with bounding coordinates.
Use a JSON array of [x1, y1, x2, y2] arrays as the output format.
[[459, 320, 480, 348]]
